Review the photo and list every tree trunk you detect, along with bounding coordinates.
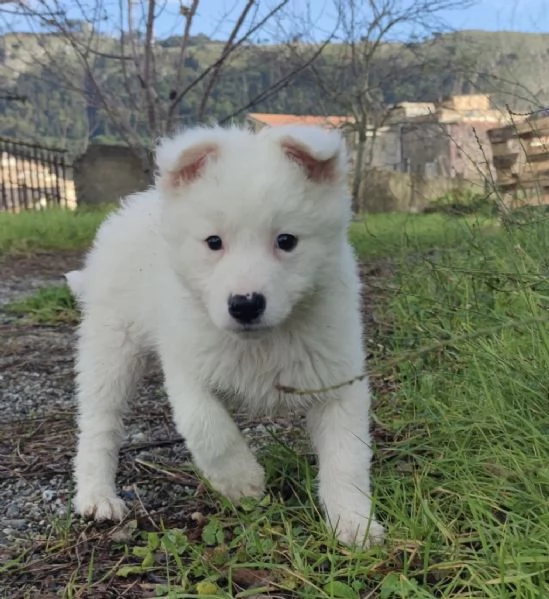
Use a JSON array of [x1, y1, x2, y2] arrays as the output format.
[[351, 129, 367, 214]]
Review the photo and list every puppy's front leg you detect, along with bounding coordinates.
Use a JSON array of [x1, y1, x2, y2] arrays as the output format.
[[161, 354, 265, 502], [74, 316, 144, 521], [307, 378, 384, 547]]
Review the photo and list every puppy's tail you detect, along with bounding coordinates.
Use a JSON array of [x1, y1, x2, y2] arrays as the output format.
[[64, 270, 85, 302]]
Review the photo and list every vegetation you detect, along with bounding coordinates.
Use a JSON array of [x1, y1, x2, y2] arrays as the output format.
[[3, 206, 549, 596], [0, 205, 113, 255], [0, 29, 548, 154], [5, 283, 78, 324], [349, 211, 496, 258], [422, 189, 496, 217], [0, 203, 492, 259]]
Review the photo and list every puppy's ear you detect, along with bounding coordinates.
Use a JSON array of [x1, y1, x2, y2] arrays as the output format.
[[170, 142, 218, 186], [156, 130, 219, 192], [276, 126, 347, 184]]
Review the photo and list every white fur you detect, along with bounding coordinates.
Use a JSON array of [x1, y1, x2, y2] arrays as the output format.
[[64, 270, 85, 300], [71, 124, 384, 547]]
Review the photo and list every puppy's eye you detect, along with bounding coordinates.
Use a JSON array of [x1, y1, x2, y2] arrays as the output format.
[[205, 235, 223, 251], [276, 233, 298, 252]]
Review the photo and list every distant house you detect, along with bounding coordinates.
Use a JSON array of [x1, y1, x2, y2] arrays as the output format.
[[386, 102, 436, 124], [352, 102, 435, 173], [246, 105, 438, 173], [397, 94, 517, 182], [246, 97, 518, 184], [246, 112, 354, 131], [246, 113, 356, 150]]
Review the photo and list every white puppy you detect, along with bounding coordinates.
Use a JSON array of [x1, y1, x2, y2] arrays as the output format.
[[69, 124, 384, 546]]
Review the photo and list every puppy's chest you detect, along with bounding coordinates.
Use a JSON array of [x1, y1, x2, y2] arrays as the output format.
[[197, 336, 328, 413]]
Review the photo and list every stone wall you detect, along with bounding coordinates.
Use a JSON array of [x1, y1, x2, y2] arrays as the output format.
[[73, 144, 153, 206], [357, 168, 484, 213]]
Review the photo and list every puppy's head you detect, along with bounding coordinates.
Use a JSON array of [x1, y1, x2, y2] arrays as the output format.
[[156, 124, 351, 334]]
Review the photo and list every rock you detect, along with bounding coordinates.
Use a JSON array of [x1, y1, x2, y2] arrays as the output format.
[[5, 504, 20, 518], [42, 489, 56, 502], [3, 519, 27, 530]]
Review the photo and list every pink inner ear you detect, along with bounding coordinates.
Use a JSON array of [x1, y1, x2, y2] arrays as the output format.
[[170, 143, 218, 186], [282, 140, 336, 183]]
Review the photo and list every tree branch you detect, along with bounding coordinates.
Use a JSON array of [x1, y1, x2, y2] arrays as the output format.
[[219, 37, 333, 124], [196, 0, 255, 121], [167, 0, 290, 125]]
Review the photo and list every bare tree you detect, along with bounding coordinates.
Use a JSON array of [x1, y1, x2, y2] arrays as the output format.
[[2, 0, 326, 166], [290, 0, 475, 212]]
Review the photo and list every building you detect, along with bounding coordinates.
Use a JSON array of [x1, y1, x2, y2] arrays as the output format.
[[385, 102, 436, 124], [397, 95, 515, 182], [246, 113, 356, 151], [359, 102, 437, 172], [246, 112, 353, 131], [246, 95, 520, 184]]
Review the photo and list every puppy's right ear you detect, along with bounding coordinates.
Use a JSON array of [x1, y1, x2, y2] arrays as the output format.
[[156, 131, 219, 193]]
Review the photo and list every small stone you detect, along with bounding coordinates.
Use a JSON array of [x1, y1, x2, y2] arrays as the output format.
[[6, 505, 20, 518], [120, 488, 136, 501], [110, 520, 138, 543], [42, 489, 56, 502], [4, 519, 27, 530]]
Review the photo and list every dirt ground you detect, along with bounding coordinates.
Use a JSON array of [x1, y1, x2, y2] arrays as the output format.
[[0, 251, 392, 598]]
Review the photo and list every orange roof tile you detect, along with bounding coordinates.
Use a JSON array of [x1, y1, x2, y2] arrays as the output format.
[[247, 113, 353, 128]]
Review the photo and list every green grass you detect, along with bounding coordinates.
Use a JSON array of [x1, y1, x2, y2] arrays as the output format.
[[0, 205, 114, 255], [5, 284, 78, 324], [349, 212, 496, 260], [104, 445, 386, 599], [368, 211, 549, 598], [0, 206, 495, 260], [4, 207, 549, 597]]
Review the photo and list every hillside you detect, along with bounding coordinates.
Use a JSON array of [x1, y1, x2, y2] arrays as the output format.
[[0, 29, 547, 155]]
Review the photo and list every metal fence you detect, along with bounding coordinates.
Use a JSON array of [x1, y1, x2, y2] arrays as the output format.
[[0, 137, 76, 212]]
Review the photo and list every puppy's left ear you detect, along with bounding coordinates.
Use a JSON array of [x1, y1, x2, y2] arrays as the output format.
[[156, 128, 220, 194], [275, 126, 348, 184]]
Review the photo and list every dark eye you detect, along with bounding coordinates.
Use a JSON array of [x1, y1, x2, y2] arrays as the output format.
[[276, 233, 298, 252], [205, 235, 223, 251]]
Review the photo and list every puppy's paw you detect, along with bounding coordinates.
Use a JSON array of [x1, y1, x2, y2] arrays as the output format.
[[205, 455, 266, 503], [332, 513, 385, 548], [74, 490, 128, 522]]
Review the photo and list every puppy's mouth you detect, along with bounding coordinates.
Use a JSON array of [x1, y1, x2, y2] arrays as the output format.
[[229, 323, 273, 338]]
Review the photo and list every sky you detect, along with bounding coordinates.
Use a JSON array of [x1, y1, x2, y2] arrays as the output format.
[[436, 0, 549, 33], [2, 0, 548, 41], [152, 0, 549, 40]]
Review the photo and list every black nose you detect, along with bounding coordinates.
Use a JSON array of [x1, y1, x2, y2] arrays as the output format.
[[228, 293, 266, 324]]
